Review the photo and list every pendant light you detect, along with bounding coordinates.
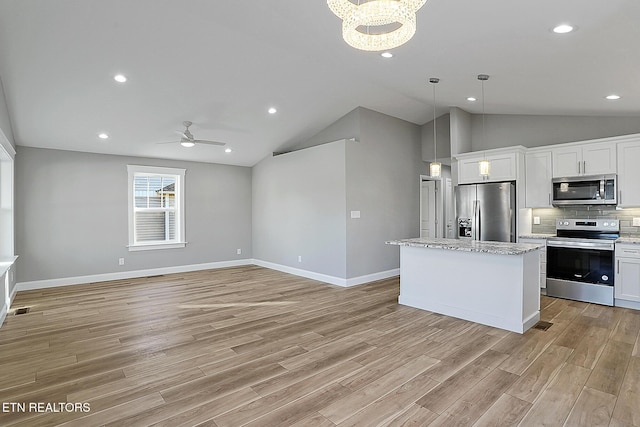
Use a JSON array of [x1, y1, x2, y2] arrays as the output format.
[[429, 77, 441, 177], [477, 74, 490, 177], [327, 0, 427, 52]]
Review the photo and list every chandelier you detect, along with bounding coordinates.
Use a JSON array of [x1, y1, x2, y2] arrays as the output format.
[[327, 0, 427, 51]]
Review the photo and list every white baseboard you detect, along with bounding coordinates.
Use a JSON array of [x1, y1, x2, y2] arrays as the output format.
[[252, 259, 348, 286], [15, 259, 399, 293], [1, 281, 18, 327], [345, 269, 399, 287], [252, 259, 398, 288], [0, 303, 6, 327], [16, 259, 253, 292], [10, 283, 17, 302], [615, 298, 640, 310]]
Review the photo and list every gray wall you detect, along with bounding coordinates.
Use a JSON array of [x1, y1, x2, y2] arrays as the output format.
[[15, 147, 252, 283], [470, 114, 640, 152], [346, 108, 426, 278], [282, 107, 360, 153], [0, 76, 15, 148], [421, 113, 451, 165], [450, 107, 472, 156], [252, 140, 347, 278]]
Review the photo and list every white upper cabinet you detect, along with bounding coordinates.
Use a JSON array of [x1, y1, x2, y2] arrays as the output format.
[[617, 139, 640, 207], [458, 151, 518, 184], [552, 141, 616, 177], [525, 150, 552, 208]]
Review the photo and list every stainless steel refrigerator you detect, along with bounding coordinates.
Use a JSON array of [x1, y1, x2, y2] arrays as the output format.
[[455, 181, 516, 243]]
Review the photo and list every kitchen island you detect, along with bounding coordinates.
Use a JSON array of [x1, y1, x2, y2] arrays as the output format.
[[386, 238, 543, 334]]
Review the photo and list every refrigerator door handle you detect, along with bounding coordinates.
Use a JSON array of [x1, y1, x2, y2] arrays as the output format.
[[473, 200, 480, 240]]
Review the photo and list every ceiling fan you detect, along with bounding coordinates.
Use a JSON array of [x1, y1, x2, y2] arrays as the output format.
[[162, 121, 226, 148]]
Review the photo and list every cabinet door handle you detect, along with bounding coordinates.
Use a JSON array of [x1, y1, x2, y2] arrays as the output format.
[[577, 161, 581, 174], [548, 193, 551, 205], [583, 160, 586, 174], [617, 259, 620, 274], [619, 190, 622, 205]]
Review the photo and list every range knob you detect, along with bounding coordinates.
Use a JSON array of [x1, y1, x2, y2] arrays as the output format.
[[604, 222, 609, 227], [563, 221, 570, 226]]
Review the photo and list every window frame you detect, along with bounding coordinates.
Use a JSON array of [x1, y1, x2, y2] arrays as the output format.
[[127, 165, 186, 251]]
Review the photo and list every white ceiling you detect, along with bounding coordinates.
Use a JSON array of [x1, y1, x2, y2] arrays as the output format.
[[0, 0, 638, 167]]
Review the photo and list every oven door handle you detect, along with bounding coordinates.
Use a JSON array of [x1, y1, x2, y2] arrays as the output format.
[[547, 239, 615, 251]]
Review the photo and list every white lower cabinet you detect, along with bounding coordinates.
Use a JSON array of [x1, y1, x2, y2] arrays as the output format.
[[520, 237, 547, 290], [615, 244, 640, 305]]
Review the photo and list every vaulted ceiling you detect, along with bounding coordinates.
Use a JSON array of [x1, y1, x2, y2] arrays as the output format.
[[0, 0, 638, 166]]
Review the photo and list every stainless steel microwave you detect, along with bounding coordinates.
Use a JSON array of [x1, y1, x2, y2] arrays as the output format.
[[552, 174, 616, 206]]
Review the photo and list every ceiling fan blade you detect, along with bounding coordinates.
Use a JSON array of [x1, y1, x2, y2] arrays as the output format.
[[156, 141, 179, 144], [194, 140, 226, 146]]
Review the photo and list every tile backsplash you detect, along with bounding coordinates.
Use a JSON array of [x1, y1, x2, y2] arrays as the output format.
[[531, 206, 640, 237]]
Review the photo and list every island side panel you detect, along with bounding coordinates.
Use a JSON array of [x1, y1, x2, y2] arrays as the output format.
[[398, 245, 540, 333], [521, 249, 541, 331]]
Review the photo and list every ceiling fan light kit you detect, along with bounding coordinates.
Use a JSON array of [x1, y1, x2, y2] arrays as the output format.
[[159, 120, 226, 148], [327, 0, 427, 51]]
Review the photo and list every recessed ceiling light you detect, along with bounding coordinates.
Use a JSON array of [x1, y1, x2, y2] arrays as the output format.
[[553, 24, 574, 34], [114, 74, 127, 83], [98, 133, 109, 140], [605, 94, 621, 100], [380, 52, 393, 58], [467, 97, 477, 102], [268, 107, 277, 114], [225, 148, 232, 153]]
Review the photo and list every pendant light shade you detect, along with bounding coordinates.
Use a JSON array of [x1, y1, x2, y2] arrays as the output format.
[[478, 159, 490, 176], [429, 77, 441, 177], [478, 74, 490, 177]]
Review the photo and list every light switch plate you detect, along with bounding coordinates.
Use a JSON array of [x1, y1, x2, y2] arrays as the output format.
[[533, 216, 541, 225], [633, 217, 640, 227], [350, 211, 361, 219]]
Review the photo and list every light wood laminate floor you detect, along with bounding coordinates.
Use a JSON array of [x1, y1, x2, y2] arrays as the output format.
[[1, 265, 639, 426]]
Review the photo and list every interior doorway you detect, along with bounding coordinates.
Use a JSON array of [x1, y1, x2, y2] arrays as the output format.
[[420, 175, 454, 239], [421, 180, 436, 238]]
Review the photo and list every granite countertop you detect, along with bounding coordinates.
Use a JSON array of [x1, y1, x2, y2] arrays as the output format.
[[385, 238, 543, 255], [616, 237, 640, 245], [519, 233, 555, 239]]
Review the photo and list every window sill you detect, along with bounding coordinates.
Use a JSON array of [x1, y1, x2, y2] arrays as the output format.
[[0, 255, 18, 277], [127, 242, 187, 252]]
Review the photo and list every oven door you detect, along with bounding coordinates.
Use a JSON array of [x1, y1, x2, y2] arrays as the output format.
[[547, 239, 614, 285], [546, 238, 615, 305]]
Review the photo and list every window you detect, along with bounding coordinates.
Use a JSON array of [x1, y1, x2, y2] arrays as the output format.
[[127, 165, 186, 251]]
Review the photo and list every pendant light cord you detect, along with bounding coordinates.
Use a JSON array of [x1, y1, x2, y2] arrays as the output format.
[[477, 74, 490, 160], [429, 77, 440, 164], [433, 81, 437, 163], [482, 79, 485, 148]]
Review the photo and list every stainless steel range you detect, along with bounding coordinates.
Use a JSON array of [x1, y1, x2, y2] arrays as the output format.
[[546, 219, 619, 306]]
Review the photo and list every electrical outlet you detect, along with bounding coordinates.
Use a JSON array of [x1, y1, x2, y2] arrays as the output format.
[[118, 258, 125, 266], [298, 255, 302, 263], [350, 210, 361, 219], [533, 216, 541, 225], [237, 248, 242, 255], [633, 217, 640, 227]]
